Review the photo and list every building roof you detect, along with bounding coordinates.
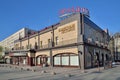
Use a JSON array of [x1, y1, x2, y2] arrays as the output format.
[[113, 32, 120, 38], [84, 15, 104, 33]]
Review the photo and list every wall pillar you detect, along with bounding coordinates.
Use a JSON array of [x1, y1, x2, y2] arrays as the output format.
[[27, 50, 36, 66], [78, 51, 81, 69], [50, 49, 53, 67], [78, 45, 85, 70]]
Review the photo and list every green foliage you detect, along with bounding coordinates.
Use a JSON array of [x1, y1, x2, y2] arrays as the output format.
[[0, 46, 3, 52], [0, 55, 2, 60], [0, 46, 3, 60]]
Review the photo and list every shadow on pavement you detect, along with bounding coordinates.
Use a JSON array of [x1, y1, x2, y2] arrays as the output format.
[[116, 77, 120, 80], [91, 71, 103, 74]]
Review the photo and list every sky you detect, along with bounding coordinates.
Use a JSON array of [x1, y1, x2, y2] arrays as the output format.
[[0, 0, 120, 41]]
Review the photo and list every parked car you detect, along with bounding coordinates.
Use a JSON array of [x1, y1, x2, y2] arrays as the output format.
[[112, 61, 120, 67]]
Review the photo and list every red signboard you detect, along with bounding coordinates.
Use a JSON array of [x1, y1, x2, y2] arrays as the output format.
[[59, 7, 89, 17]]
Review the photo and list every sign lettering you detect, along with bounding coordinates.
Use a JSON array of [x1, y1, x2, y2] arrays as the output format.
[[59, 7, 90, 19], [59, 24, 75, 34]]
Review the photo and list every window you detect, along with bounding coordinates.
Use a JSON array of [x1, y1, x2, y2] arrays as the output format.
[[96, 37, 98, 41], [55, 36, 59, 45], [26, 44, 31, 49], [30, 44, 32, 49], [34, 36, 36, 39], [40, 41, 42, 48], [26, 45, 28, 49], [22, 46, 24, 49], [35, 42, 38, 49], [48, 39, 51, 44], [48, 39, 51, 47]]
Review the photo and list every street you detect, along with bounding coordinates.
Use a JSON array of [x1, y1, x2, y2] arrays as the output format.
[[0, 64, 120, 80]]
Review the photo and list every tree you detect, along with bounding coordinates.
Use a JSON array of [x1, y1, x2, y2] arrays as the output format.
[[0, 46, 3, 52], [0, 46, 3, 60]]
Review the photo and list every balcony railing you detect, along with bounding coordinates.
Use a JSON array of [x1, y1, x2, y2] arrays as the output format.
[[85, 37, 109, 48], [54, 38, 77, 47], [13, 38, 78, 50], [39, 38, 77, 49], [40, 43, 52, 49]]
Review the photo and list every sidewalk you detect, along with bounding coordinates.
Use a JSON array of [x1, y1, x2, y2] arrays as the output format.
[[0, 64, 119, 80], [0, 63, 114, 74]]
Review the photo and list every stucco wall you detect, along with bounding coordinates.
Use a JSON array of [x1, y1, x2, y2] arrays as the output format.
[[36, 50, 50, 57], [54, 20, 78, 46], [52, 46, 78, 56]]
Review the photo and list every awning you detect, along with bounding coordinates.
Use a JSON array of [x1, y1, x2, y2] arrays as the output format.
[[5, 56, 11, 59], [9, 52, 27, 57]]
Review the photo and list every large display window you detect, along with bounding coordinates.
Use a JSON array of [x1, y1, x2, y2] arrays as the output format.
[[54, 53, 79, 67]]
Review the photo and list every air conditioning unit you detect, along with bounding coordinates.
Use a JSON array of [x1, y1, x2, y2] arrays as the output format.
[[95, 41, 99, 45], [87, 38, 92, 43], [101, 42, 104, 46], [102, 44, 108, 48], [95, 41, 99, 44], [105, 44, 108, 47], [100, 42, 104, 47]]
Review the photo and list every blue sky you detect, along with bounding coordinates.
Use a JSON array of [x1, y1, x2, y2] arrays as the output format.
[[0, 0, 120, 41]]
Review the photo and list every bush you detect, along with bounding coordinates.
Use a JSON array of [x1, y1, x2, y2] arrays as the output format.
[[0, 60, 5, 64]]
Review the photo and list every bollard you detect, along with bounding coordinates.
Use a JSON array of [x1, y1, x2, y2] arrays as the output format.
[[15, 66, 18, 69], [32, 69, 36, 72], [97, 61, 100, 72], [10, 66, 12, 68], [65, 74, 72, 77], [27, 68, 30, 71], [21, 68, 23, 70], [41, 70, 46, 73], [51, 72, 56, 75]]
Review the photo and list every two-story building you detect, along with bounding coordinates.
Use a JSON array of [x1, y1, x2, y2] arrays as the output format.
[[9, 12, 110, 69]]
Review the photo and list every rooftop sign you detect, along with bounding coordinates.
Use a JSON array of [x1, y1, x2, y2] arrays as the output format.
[[59, 7, 90, 19]]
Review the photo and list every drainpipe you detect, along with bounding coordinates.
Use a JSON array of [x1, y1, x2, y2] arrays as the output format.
[[38, 31, 40, 49], [80, 13, 85, 72], [78, 51, 81, 69], [50, 26, 54, 67]]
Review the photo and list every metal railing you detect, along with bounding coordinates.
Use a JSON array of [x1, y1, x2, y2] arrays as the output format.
[[13, 38, 78, 50], [39, 38, 77, 49], [54, 38, 77, 47], [39, 43, 52, 49]]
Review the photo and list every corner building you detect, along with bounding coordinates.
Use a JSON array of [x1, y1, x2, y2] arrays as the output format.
[[10, 13, 110, 69]]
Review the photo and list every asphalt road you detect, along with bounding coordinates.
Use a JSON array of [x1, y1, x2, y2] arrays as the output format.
[[0, 64, 120, 80]]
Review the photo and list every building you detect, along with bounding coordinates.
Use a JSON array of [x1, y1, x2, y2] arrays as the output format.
[[8, 12, 111, 69], [0, 28, 36, 50], [108, 36, 114, 61], [112, 33, 120, 62], [0, 28, 36, 63]]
